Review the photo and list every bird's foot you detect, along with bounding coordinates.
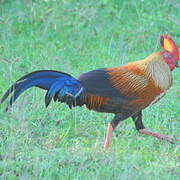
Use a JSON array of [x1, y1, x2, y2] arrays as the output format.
[[103, 142, 110, 150], [138, 129, 179, 143]]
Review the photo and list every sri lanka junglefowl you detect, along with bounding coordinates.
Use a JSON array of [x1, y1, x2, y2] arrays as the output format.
[[0, 35, 179, 149]]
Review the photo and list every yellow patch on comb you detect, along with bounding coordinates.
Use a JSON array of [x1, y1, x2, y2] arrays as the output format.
[[164, 38, 173, 52]]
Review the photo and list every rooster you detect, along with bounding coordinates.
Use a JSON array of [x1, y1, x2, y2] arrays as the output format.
[[0, 35, 179, 149]]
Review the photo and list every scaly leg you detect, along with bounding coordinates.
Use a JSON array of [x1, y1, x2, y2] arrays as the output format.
[[103, 123, 113, 149], [132, 111, 179, 143], [104, 113, 129, 150], [138, 129, 174, 143]]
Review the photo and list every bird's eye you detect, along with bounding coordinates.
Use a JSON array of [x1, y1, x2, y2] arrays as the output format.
[[163, 53, 173, 59]]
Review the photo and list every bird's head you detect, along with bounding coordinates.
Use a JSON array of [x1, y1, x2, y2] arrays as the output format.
[[160, 34, 179, 71]]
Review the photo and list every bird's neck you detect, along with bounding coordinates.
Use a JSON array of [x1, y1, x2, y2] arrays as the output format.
[[143, 52, 172, 90]]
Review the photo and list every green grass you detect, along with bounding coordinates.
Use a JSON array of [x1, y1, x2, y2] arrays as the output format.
[[0, 0, 180, 179]]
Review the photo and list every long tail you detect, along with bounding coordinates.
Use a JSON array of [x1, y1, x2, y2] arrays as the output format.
[[0, 70, 85, 110]]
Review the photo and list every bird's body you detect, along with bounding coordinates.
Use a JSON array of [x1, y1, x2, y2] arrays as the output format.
[[79, 52, 172, 114], [0, 35, 179, 148]]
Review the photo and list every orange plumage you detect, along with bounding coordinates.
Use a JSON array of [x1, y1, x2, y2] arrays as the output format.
[[1, 35, 179, 149], [80, 52, 172, 113], [79, 35, 179, 148], [85, 93, 108, 110]]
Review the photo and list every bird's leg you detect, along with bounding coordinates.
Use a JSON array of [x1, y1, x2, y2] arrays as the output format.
[[132, 111, 176, 143], [131, 111, 145, 130], [138, 129, 174, 143], [104, 113, 128, 150], [103, 123, 113, 150]]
